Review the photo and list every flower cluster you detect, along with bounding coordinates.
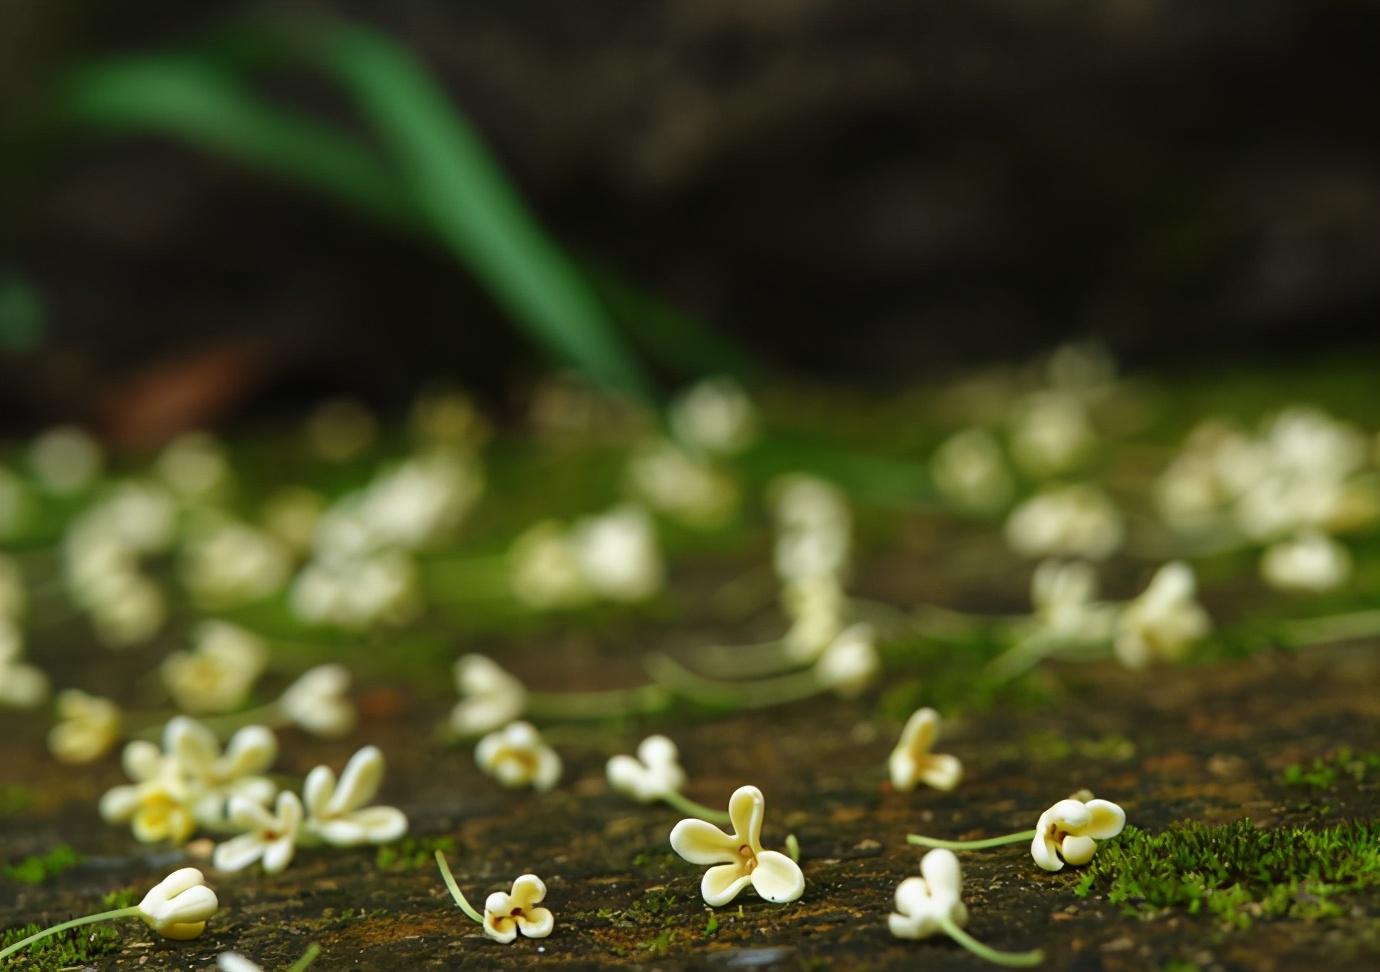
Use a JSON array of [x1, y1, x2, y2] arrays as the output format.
[[509, 504, 663, 609]]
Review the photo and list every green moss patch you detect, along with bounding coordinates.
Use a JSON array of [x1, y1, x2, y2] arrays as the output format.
[[2, 845, 80, 885], [374, 835, 456, 872], [1281, 748, 1380, 789], [1074, 819, 1380, 928]]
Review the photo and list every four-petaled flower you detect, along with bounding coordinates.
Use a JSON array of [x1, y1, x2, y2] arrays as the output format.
[[483, 874, 555, 943], [213, 791, 304, 874], [137, 867, 219, 940], [1030, 797, 1126, 871], [476, 721, 562, 791], [889, 708, 963, 792], [1113, 562, 1210, 668], [669, 785, 804, 906], [278, 664, 356, 738], [607, 735, 686, 803], [889, 848, 967, 939], [303, 745, 409, 846], [451, 654, 527, 737]]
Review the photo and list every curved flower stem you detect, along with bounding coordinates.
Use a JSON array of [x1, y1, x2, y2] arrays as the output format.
[[907, 830, 1036, 851], [645, 654, 823, 709], [911, 603, 1029, 642], [0, 906, 142, 961], [1277, 609, 1380, 647], [694, 638, 796, 679], [526, 683, 672, 719], [662, 789, 731, 825], [434, 851, 485, 925], [940, 917, 1044, 967], [285, 943, 323, 972]]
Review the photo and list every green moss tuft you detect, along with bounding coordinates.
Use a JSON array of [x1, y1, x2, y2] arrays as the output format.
[[0, 917, 123, 969], [374, 835, 456, 872], [0, 785, 31, 818], [1280, 748, 1380, 789], [3, 845, 81, 885], [1074, 819, 1380, 928]]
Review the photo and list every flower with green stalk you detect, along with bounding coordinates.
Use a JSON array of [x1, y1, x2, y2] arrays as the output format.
[[908, 796, 1126, 871], [605, 734, 731, 824], [434, 852, 555, 943]]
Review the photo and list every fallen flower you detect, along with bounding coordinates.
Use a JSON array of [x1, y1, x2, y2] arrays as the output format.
[[451, 654, 528, 737], [889, 708, 963, 792], [476, 721, 562, 791], [669, 784, 804, 906], [435, 851, 555, 944], [47, 690, 121, 766], [213, 791, 304, 874], [303, 745, 408, 846], [607, 734, 686, 803], [1030, 797, 1126, 871], [278, 664, 357, 738], [1113, 562, 1210, 668]]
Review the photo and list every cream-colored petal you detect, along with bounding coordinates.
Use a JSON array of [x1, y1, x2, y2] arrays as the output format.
[[701, 862, 752, 906], [532, 747, 562, 792], [261, 835, 296, 874], [302, 765, 335, 819], [917, 753, 964, 792], [345, 806, 408, 844], [1030, 830, 1065, 871], [606, 754, 650, 800], [310, 817, 369, 847], [1044, 798, 1091, 832], [888, 750, 919, 792], [750, 849, 805, 904], [483, 911, 517, 944], [1078, 799, 1126, 839], [219, 726, 277, 778], [227, 796, 275, 832], [510, 874, 547, 909], [515, 906, 554, 939], [901, 708, 938, 756], [638, 734, 679, 768], [919, 847, 963, 902], [727, 785, 765, 852], [100, 784, 141, 823], [325, 746, 384, 815], [213, 834, 265, 872], [167, 717, 219, 772], [894, 874, 934, 916], [669, 818, 740, 865], [123, 741, 163, 781], [1059, 834, 1097, 866]]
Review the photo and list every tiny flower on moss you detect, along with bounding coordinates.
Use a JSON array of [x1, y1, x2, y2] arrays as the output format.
[[814, 623, 880, 699], [137, 867, 219, 940], [477, 721, 562, 791], [669, 784, 804, 906], [607, 735, 686, 803], [1030, 797, 1126, 871], [483, 874, 555, 943], [889, 708, 962, 792]]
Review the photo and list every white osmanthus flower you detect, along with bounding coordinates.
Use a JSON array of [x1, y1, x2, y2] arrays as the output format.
[[451, 654, 528, 737], [0, 620, 48, 709], [1260, 530, 1352, 593], [1114, 562, 1211, 668], [290, 549, 421, 630], [161, 620, 269, 714], [813, 623, 881, 699], [669, 784, 804, 906], [47, 689, 120, 762], [606, 735, 686, 803], [213, 791, 304, 874], [182, 518, 292, 606], [137, 867, 219, 940], [302, 745, 408, 846], [771, 474, 851, 584], [1155, 420, 1265, 532], [889, 709, 963, 792], [626, 438, 739, 528], [260, 486, 326, 554], [476, 721, 562, 791], [29, 425, 102, 494], [156, 431, 231, 499], [781, 575, 847, 662], [88, 572, 168, 649], [668, 376, 758, 457], [277, 664, 356, 738], [483, 874, 556, 943], [1028, 559, 1118, 645], [217, 954, 265, 972], [1009, 390, 1096, 478], [508, 520, 591, 609], [568, 505, 663, 602], [930, 427, 1015, 514], [410, 388, 490, 450], [61, 492, 171, 649], [888, 847, 967, 939], [1004, 483, 1124, 560], [1030, 797, 1126, 871]]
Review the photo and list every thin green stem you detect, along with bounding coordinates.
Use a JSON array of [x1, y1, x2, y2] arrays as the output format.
[[786, 833, 801, 862], [1278, 609, 1380, 647], [526, 683, 672, 720], [645, 655, 823, 709], [940, 917, 1044, 967], [0, 906, 142, 961], [662, 789, 731, 825], [906, 830, 1036, 851], [285, 942, 323, 972], [434, 851, 485, 925]]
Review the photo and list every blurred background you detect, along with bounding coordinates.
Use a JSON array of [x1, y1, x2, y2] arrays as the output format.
[[1, 0, 1377, 443]]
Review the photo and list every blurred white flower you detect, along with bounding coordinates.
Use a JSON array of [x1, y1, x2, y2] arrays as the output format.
[[476, 721, 561, 791], [1029, 559, 1117, 644], [1031, 797, 1126, 871], [1009, 390, 1095, 478], [278, 665, 356, 738], [162, 620, 269, 714], [889, 847, 967, 940], [669, 784, 804, 906], [261, 486, 326, 554], [137, 867, 219, 940], [568, 505, 663, 602], [47, 689, 120, 763], [0, 621, 48, 709], [781, 575, 847, 662], [451, 654, 527, 737], [814, 623, 880, 699], [1114, 562, 1210, 668], [213, 791, 303, 874], [410, 388, 489, 450], [89, 572, 167, 649], [29, 425, 102, 494], [1004, 483, 1123, 560], [607, 735, 686, 803], [771, 474, 852, 584], [156, 432, 230, 499], [627, 439, 739, 527], [290, 550, 420, 630], [483, 874, 555, 943], [182, 519, 291, 606], [302, 745, 408, 847], [508, 520, 592, 610], [930, 427, 1014, 514], [889, 708, 962, 792], [1260, 530, 1352, 593], [668, 377, 757, 456]]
